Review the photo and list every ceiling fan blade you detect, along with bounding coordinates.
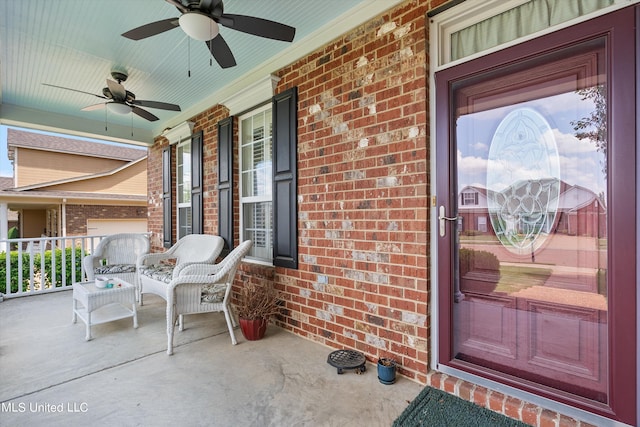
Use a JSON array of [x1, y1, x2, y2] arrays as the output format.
[[42, 83, 107, 99], [165, 0, 188, 13], [106, 79, 126, 101], [131, 106, 159, 122], [132, 100, 181, 111], [205, 35, 237, 69], [122, 18, 179, 40], [218, 14, 295, 42], [81, 103, 106, 111]]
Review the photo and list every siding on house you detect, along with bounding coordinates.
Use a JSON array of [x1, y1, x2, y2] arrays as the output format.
[[35, 159, 147, 195], [14, 149, 130, 187], [3, 128, 149, 238]]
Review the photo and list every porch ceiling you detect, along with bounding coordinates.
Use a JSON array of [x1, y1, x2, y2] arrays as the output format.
[[0, 0, 402, 146]]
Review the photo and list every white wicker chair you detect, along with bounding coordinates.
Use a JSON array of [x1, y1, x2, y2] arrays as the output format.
[[166, 240, 252, 355], [83, 233, 150, 296], [137, 234, 225, 305]]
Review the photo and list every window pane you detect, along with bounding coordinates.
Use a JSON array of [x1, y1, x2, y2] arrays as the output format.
[[241, 109, 272, 198], [451, 0, 615, 61], [177, 143, 191, 204], [178, 206, 192, 239], [243, 202, 272, 260], [453, 40, 608, 402], [241, 107, 274, 262]]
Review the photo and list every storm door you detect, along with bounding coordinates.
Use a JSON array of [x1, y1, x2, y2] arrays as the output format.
[[435, 7, 636, 422]]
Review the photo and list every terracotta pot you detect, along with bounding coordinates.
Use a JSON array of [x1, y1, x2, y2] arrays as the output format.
[[239, 318, 268, 340]]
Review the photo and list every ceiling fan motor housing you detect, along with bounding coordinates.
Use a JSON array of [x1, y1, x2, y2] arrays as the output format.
[[111, 71, 128, 83]]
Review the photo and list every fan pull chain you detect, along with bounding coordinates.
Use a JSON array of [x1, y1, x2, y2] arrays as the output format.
[[188, 38, 191, 78], [209, 20, 213, 67], [131, 113, 134, 137], [105, 107, 108, 131]]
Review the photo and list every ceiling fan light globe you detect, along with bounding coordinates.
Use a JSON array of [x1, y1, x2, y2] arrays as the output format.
[[107, 102, 132, 115], [179, 12, 219, 41]]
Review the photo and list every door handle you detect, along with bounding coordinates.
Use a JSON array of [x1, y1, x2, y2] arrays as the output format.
[[439, 205, 459, 237]]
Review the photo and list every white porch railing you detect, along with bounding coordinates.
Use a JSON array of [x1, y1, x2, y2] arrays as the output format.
[[0, 235, 111, 299]]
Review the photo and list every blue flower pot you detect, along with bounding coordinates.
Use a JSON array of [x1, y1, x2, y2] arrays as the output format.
[[377, 358, 396, 385]]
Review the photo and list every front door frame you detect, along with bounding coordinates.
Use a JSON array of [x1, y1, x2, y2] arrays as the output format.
[[430, 5, 637, 426]]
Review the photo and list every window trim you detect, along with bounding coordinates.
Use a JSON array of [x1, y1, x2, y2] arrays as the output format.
[[176, 138, 192, 240], [239, 103, 274, 265], [429, 0, 630, 71]]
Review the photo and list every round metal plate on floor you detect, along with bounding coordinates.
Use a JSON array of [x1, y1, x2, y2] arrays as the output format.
[[327, 349, 367, 374]]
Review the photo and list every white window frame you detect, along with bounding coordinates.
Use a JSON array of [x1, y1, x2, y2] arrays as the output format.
[[176, 138, 191, 239], [430, 0, 630, 72], [239, 103, 273, 265]]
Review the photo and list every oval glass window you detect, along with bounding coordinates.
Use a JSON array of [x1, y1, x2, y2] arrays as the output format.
[[486, 108, 560, 255]]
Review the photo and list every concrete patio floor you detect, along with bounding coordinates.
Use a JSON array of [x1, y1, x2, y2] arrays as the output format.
[[0, 291, 423, 427]]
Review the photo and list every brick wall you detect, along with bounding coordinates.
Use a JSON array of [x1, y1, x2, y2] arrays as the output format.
[[145, 0, 587, 424], [65, 204, 147, 236], [274, 0, 431, 382]]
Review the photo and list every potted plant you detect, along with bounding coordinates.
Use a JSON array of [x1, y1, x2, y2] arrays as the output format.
[[235, 281, 281, 340], [377, 358, 397, 385]]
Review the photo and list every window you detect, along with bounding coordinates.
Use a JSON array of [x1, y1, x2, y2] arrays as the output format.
[[477, 216, 487, 232], [239, 105, 273, 262], [461, 192, 478, 206], [217, 86, 297, 267], [176, 139, 191, 239]]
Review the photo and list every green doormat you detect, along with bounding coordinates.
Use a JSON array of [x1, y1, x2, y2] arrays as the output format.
[[393, 387, 530, 427]]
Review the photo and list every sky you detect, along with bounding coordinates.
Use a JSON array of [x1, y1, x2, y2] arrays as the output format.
[[456, 90, 606, 197], [0, 125, 146, 177]]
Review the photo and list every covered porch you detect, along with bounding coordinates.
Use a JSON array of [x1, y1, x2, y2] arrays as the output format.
[[0, 290, 422, 426]]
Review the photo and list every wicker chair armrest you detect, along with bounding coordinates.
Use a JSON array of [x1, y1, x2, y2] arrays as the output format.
[[82, 255, 98, 281], [172, 261, 217, 278], [178, 263, 224, 277], [138, 252, 175, 267]]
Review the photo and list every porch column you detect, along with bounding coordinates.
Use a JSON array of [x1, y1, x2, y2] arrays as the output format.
[[0, 203, 7, 253], [61, 199, 67, 237]]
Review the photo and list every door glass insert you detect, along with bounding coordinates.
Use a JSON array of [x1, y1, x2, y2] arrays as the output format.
[[452, 39, 608, 403]]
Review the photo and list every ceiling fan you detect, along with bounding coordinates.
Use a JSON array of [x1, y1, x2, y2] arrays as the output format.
[[43, 71, 181, 122], [121, 0, 296, 69]]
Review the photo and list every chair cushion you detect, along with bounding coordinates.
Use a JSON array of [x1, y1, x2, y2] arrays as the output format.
[[201, 283, 227, 303], [94, 264, 136, 275], [139, 264, 175, 284]]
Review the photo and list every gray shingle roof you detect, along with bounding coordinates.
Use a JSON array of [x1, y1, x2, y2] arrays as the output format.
[[7, 129, 146, 162]]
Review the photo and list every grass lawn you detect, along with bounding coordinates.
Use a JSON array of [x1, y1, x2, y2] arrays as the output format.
[[494, 265, 552, 294]]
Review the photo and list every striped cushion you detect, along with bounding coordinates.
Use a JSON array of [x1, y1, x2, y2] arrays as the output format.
[[139, 264, 175, 284], [94, 264, 136, 275], [201, 283, 227, 303]]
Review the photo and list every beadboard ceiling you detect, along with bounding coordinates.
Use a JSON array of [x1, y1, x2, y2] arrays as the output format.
[[0, 0, 402, 146]]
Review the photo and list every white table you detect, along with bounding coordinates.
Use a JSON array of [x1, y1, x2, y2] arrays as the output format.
[[72, 278, 138, 340]]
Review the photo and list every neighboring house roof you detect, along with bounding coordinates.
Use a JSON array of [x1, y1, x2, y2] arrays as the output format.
[[0, 177, 14, 190], [459, 180, 604, 213], [557, 184, 604, 212], [0, 188, 146, 202], [7, 128, 146, 162]]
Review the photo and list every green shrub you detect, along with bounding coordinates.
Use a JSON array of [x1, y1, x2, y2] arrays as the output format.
[[459, 248, 500, 277], [0, 247, 85, 294]]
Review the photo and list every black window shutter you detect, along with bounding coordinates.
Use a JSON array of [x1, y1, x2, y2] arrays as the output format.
[[272, 87, 298, 269], [162, 146, 172, 248], [191, 130, 204, 235], [217, 117, 234, 252]]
